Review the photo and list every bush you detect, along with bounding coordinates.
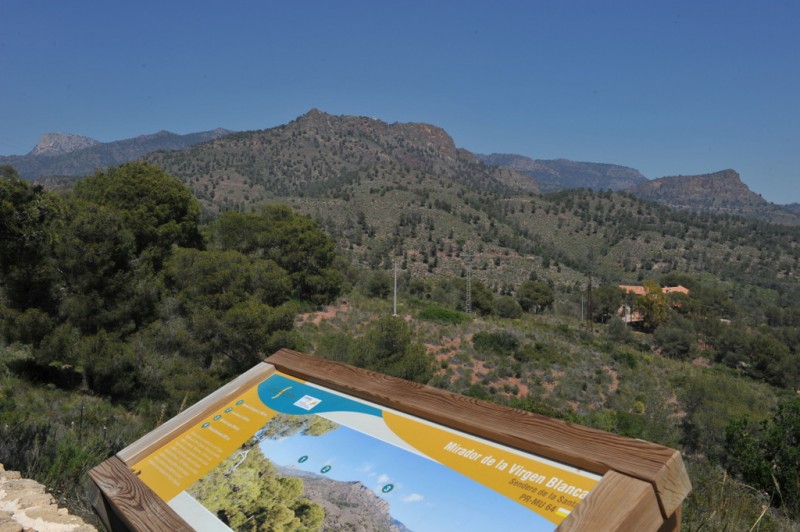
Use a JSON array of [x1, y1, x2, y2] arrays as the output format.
[[417, 306, 469, 324], [611, 349, 638, 369], [516, 280, 554, 313], [493, 296, 523, 319], [683, 459, 798, 530], [605, 317, 631, 344], [352, 316, 433, 384], [365, 270, 392, 298], [680, 370, 776, 460], [653, 316, 696, 360], [472, 331, 519, 356], [725, 395, 800, 519]]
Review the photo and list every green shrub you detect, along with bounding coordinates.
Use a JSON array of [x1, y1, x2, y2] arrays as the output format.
[[493, 295, 523, 318], [605, 317, 631, 344], [724, 395, 800, 519], [472, 331, 519, 356], [611, 349, 638, 369], [417, 305, 469, 324]]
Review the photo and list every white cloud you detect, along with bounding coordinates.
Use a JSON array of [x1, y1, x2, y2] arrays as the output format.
[[377, 474, 391, 484], [358, 463, 376, 477], [402, 493, 424, 503]]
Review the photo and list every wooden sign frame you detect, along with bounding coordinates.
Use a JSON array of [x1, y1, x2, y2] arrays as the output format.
[[89, 348, 690, 531]]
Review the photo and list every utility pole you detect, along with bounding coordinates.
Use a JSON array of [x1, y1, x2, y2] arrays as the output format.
[[466, 250, 472, 314], [586, 248, 595, 334], [393, 261, 398, 316], [581, 294, 585, 322], [587, 271, 593, 332]]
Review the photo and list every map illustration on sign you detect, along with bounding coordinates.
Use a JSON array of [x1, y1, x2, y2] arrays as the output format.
[[133, 373, 601, 531]]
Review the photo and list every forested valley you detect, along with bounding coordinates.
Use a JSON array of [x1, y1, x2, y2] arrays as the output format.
[[2, 160, 799, 530]]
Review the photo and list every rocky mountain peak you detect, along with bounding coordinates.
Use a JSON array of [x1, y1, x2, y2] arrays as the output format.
[[626, 168, 783, 219], [30, 132, 100, 156], [635, 169, 750, 199], [294, 109, 458, 159]]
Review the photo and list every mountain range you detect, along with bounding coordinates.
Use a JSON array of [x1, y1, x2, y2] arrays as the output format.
[[476, 155, 799, 225], [0, 128, 231, 181], [4, 109, 798, 226], [122, 109, 799, 295], [476, 153, 649, 193]]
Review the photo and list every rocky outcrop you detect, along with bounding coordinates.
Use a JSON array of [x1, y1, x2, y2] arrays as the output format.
[[30, 134, 100, 157], [627, 169, 800, 224], [628, 169, 753, 208], [0, 464, 95, 532]]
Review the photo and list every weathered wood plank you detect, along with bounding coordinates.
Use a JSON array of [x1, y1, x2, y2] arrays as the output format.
[[117, 362, 275, 465], [265, 348, 691, 519], [557, 470, 663, 531], [89, 456, 191, 531]]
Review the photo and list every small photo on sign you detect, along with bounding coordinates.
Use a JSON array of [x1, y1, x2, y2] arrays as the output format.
[[294, 395, 322, 411]]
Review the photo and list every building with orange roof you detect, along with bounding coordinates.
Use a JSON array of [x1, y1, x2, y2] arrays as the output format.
[[617, 284, 689, 323], [619, 285, 647, 296]]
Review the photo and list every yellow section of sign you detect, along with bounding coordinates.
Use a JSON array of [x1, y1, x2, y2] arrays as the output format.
[[131, 384, 277, 502], [383, 411, 599, 525]]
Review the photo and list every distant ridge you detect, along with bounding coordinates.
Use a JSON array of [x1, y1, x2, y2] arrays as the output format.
[[1, 128, 232, 181], [143, 108, 539, 211], [784, 203, 800, 216], [482, 152, 800, 225], [627, 169, 800, 224], [478, 153, 648, 193], [4, 110, 798, 225]]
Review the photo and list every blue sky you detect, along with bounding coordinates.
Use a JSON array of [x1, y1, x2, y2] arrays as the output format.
[[2, 1, 798, 203]]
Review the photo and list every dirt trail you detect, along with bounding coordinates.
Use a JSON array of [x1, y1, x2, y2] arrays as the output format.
[[295, 301, 350, 326]]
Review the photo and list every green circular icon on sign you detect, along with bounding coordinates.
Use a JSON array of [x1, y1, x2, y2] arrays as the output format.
[[201, 422, 210, 428], [236, 400, 244, 405], [213, 415, 221, 420], [320, 465, 331, 474], [225, 407, 233, 413], [382, 484, 394, 493], [298, 455, 308, 463]]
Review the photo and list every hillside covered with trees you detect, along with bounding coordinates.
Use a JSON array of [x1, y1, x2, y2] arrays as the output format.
[[2, 144, 800, 529]]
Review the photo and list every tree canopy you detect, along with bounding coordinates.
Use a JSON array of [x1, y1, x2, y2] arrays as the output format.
[[0, 167, 62, 312], [0, 163, 344, 399], [209, 206, 341, 304], [516, 279, 554, 314], [189, 445, 324, 530], [634, 280, 671, 331], [74, 162, 202, 263]]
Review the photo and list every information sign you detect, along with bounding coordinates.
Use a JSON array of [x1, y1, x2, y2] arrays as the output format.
[[132, 371, 600, 531], [89, 349, 691, 531]]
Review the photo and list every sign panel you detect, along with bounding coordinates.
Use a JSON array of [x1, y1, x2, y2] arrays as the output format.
[[132, 372, 600, 531]]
